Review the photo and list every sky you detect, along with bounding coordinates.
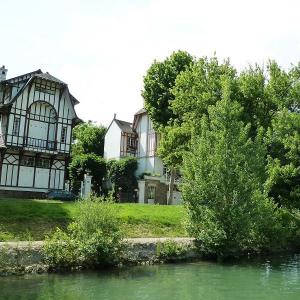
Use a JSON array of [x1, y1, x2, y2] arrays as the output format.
[[1, 0, 300, 126]]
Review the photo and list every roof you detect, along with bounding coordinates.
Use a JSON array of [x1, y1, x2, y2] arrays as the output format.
[[1, 69, 66, 86], [114, 119, 133, 133], [1, 69, 42, 84], [134, 108, 147, 115], [35, 72, 66, 85], [132, 108, 148, 129]]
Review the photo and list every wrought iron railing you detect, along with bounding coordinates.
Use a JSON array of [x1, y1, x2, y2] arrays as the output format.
[[26, 137, 56, 151]]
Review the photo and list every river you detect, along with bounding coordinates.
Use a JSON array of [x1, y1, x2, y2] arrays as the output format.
[[0, 254, 299, 300]]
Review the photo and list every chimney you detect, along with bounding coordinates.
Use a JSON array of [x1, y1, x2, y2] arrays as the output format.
[[0, 65, 7, 81]]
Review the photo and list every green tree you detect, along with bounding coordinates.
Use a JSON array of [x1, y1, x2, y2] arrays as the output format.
[[142, 50, 194, 203], [172, 56, 237, 126], [107, 157, 138, 201], [142, 50, 194, 127], [182, 78, 284, 257], [69, 154, 106, 195], [265, 109, 300, 209], [72, 121, 106, 157]]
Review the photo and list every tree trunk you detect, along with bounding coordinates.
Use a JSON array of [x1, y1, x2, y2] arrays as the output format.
[[167, 167, 176, 205]]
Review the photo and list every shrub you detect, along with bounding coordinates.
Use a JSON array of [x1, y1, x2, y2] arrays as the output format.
[[107, 157, 138, 197], [69, 154, 106, 195], [156, 240, 188, 261], [43, 196, 123, 269]]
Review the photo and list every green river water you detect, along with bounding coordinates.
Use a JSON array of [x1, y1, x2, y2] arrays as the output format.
[[0, 254, 299, 300]]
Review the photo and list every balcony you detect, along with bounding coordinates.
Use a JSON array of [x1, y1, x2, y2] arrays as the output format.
[[26, 137, 57, 151]]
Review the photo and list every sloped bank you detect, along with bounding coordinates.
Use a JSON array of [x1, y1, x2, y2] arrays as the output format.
[[0, 238, 199, 276]]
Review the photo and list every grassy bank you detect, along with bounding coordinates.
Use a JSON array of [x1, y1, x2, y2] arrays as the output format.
[[0, 199, 187, 241]]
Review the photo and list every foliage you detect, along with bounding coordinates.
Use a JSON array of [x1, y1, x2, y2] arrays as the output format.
[[265, 109, 300, 209], [157, 123, 191, 168], [172, 56, 237, 126], [107, 157, 138, 195], [142, 50, 194, 128], [69, 154, 106, 195], [72, 121, 106, 157], [142, 51, 194, 202], [182, 80, 295, 257], [43, 196, 123, 269], [156, 240, 188, 261]]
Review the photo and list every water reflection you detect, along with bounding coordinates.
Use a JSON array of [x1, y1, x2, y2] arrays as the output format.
[[0, 254, 299, 300]]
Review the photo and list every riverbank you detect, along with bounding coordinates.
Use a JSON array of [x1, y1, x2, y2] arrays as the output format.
[[0, 238, 198, 276], [0, 199, 186, 241]]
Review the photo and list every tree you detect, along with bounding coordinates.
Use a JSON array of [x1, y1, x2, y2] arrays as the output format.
[[106, 157, 138, 201], [72, 121, 106, 157], [69, 154, 106, 195], [171, 56, 237, 126], [142, 50, 194, 203], [265, 109, 300, 209], [142, 50, 194, 127], [182, 78, 284, 257]]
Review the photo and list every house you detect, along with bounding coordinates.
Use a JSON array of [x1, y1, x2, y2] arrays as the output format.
[[104, 114, 137, 160], [104, 109, 182, 204], [0, 66, 81, 198]]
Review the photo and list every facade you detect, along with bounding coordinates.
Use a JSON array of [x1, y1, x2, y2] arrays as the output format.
[[104, 116, 137, 160], [0, 66, 81, 197], [104, 109, 182, 205]]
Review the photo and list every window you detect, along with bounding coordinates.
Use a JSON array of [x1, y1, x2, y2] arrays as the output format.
[[36, 158, 50, 169], [147, 185, 156, 200], [12, 117, 20, 136], [147, 132, 156, 156], [127, 137, 136, 148], [61, 127, 67, 143], [126, 136, 136, 154], [20, 156, 35, 167]]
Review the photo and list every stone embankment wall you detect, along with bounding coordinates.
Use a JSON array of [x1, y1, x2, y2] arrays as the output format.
[[0, 238, 198, 275]]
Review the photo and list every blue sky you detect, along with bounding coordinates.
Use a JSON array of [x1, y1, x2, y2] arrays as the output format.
[[1, 0, 300, 126]]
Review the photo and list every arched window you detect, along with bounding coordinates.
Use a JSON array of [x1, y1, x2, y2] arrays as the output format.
[[26, 101, 57, 150]]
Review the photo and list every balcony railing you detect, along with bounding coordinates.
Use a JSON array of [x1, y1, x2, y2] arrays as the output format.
[[26, 137, 57, 151]]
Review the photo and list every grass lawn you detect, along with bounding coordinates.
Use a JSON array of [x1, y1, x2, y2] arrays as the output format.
[[0, 199, 187, 241]]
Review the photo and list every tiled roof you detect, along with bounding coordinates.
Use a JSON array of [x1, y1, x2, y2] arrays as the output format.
[[35, 72, 66, 85], [115, 119, 133, 133], [2, 70, 66, 85]]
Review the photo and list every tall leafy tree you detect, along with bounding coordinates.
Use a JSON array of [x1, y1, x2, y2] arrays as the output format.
[[172, 56, 237, 126], [182, 78, 285, 256], [265, 109, 300, 209], [72, 121, 106, 157], [142, 50, 194, 127], [142, 50, 194, 203]]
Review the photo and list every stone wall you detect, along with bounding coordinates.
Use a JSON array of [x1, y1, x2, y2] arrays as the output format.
[[0, 238, 199, 275]]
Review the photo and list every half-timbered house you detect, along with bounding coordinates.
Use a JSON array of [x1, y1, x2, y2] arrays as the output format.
[[0, 66, 81, 197], [104, 115, 137, 160], [104, 109, 182, 204]]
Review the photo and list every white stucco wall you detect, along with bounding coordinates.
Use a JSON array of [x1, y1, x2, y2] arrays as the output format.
[[104, 121, 122, 160], [135, 113, 164, 178]]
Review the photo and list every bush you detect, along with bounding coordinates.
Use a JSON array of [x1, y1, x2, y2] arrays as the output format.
[[69, 154, 106, 195], [156, 240, 188, 261], [107, 157, 138, 198], [43, 196, 123, 269]]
